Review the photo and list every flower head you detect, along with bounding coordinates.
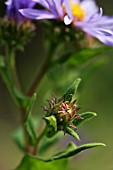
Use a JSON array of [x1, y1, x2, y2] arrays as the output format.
[[43, 94, 82, 134], [5, 0, 36, 22], [20, 0, 113, 46]]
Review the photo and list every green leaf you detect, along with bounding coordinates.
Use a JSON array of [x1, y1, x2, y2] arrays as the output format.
[[13, 86, 31, 108], [0, 58, 30, 108], [13, 126, 25, 151], [62, 78, 81, 102], [16, 143, 105, 166], [25, 93, 37, 122], [42, 142, 105, 162], [44, 115, 57, 137], [13, 117, 39, 150], [0, 59, 17, 103], [24, 93, 37, 146], [74, 112, 97, 127], [67, 46, 111, 67], [66, 127, 80, 141], [25, 118, 37, 146], [16, 154, 68, 170]]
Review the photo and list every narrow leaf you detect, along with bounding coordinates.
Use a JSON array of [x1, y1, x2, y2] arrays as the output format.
[[62, 78, 81, 102], [42, 142, 105, 162], [66, 127, 80, 141], [0, 58, 30, 108], [74, 112, 97, 127], [25, 118, 37, 146], [25, 93, 37, 122], [24, 93, 37, 146], [68, 46, 111, 67], [13, 126, 25, 151]]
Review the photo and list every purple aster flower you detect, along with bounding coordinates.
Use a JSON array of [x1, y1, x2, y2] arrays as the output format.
[[5, 0, 36, 22], [19, 0, 113, 46]]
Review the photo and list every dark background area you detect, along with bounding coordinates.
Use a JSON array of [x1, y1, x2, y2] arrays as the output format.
[[0, 0, 113, 169]]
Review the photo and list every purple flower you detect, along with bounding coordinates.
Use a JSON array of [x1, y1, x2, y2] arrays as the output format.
[[19, 0, 113, 46], [5, 0, 36, 22]]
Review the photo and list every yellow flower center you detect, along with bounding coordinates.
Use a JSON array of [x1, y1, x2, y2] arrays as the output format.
[[62, 1, 85, 23], [70, 2, 85, 21]]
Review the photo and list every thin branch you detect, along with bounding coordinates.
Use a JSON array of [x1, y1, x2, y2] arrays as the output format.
[[26, 43, 55, 97], [26, 55, 51, 96]]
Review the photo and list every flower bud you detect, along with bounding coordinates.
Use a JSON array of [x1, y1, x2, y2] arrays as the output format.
[[43, 94, 83, 134]]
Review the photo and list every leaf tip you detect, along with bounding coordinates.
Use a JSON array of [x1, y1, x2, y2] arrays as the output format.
[[33, 93, 37, 98], [74, 78, 81, 84], [99, 143, 106, 147], [92, 112, 97, 116]]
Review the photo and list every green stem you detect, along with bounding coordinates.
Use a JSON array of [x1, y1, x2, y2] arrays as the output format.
[[33, 125, 47, 155], [6, 48, 21, 90], [0, 65, 19, 106], [5, 46, 30, 152]]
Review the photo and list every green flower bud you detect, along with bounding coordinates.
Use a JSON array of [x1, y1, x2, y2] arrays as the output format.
[[43, 94, 83, 135], [0, 18, 35, 51]]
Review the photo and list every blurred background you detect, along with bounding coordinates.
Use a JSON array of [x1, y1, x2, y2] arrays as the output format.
[[0, 0, 113, 170]]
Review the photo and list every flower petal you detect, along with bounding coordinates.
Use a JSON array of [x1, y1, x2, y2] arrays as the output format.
[[81, 0, 98, 21], [83, 27, 113, 46], [63, 0, 73, 20], [32, 0, 49, 9], [53, 0, 64, 17], [5, 0, 12, 6], [19, 9, 59, 20]]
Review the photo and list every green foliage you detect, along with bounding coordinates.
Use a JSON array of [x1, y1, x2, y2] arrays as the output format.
[[44, 115, 57, 137], [66, 127, 80, 141], [67, 46, 111, 67], [43, 78, 98, 142], [0, 4, 108, 169], [0, 55, 30, 108], [16, 155, 68, 170], [13, 93, 38, 148], [13, 126, 25, 151], [62, 78, 81, 102], [15, 142, 105, 169], [25, 93, 37, 146], [42, 142, 105, 162], [25, 93, 37, 122], [13, 117, 39, 150], [74, 112, 97, 127]]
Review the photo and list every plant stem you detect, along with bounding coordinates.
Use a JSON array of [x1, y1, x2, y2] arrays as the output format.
[[6, 48, 21, 90], [26, 43, 56, 154], [5, 47, 30, 152], [20, 107, 33, 153], [33, 125, 47, 155], [26, 42, 55, 97]]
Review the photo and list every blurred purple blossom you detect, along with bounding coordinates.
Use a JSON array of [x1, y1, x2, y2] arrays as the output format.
[[5, 0, 36, 22], [19, 0, 113, 46]]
